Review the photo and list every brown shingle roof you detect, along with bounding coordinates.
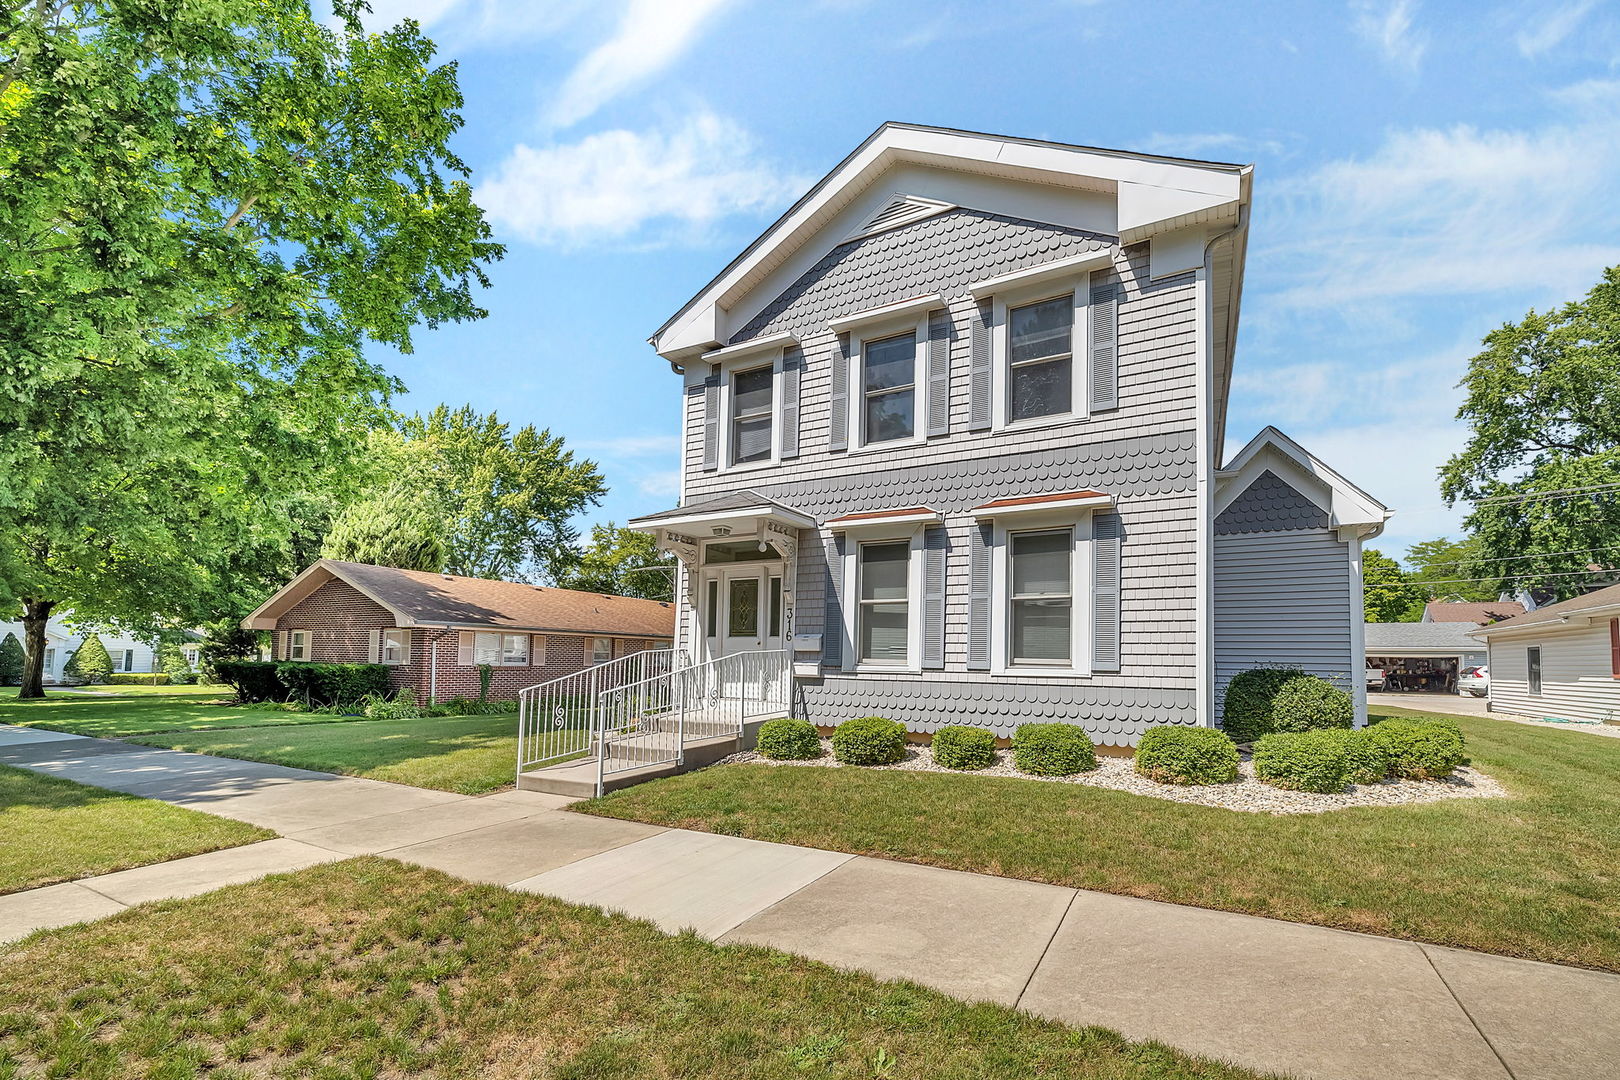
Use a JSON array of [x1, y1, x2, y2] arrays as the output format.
[[1469, 583, 1620, 635], [1423, 601, 1526, 625], [317, 561, 674, 638]]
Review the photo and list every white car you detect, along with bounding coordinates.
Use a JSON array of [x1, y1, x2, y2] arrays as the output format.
[[1365, 668, 1387, 692], [1459, 666, 1489, 697]]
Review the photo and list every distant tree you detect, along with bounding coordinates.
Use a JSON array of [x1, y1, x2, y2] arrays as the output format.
[[64, 634, 112, 685], [0, 1, 502, 697], [323, 449, 448, 572], [197, 620, 267, 680], [1404, 537, 1495, 603], [158, 643, 196, 685], [0, 632, 22, 685], [554, 524, 675, 601], [1363, 549, 1422, 622], [1441, 266, 1620, 601]]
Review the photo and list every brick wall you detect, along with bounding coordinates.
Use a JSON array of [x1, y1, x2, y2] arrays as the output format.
[[274, 580, 396, 663]]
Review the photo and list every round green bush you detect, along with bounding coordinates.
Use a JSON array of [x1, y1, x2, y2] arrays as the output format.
[[1134, 727, 1239, 786], [1252, 731, 1349, 793], [757, 717, 822, 760], [831, 716, 908, 766], [1011, 723, 1098, 776], [1366, 719, 1467, 780], [931, 725, 998, 770], [1220, 667, 1303, 742], [1322, 728, 1390, 785], [1271, 676, 1354, 733]]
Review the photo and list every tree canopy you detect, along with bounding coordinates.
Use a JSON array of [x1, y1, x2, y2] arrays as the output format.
[[553, 524, 675, 602], [1440, 266, 1620, 601], [1362, 548, 1421, 622]]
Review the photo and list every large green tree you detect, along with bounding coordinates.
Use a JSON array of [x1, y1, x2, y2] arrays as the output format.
[[553, 524, 675, 602], [325, 407, 606, 582], [1403, 536, 1495, 604], [1362, 548, 1422, 622], [1441, 267, 1620, 602], [0, 1, 501, 696]]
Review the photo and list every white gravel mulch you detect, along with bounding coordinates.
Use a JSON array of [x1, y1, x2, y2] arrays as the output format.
[[719, 738, 1508, 816]]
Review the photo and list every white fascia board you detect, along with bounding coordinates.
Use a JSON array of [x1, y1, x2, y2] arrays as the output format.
[[701, 331, 798, 363], [1472, 604, 1620, 637], [827, 509, 943, 531], [968, 249, 1115, 298], [828, 293, 944, 333], [1217, 426, 1389, 529], [627, 505, 818, 533], [973, 493, 1114, 520]]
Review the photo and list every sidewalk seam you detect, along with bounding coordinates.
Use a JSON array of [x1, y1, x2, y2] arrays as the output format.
[[1013, 887, 1077, 1011], [1420, 944, 1518, 1080]]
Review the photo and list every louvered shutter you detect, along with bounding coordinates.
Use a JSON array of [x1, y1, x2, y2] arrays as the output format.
[[458, 631, 475, 666], [828, 335, 850, 452], [968, 298, 992, 430], [967, 522, 992, 670], [823, 536, 845, 667], [278, 630, 288, 661], [922, 527, 947, 669], [781, 345, 802, 459], [927, 310, 951, 436], [1092, 512, 1123, 672], [702, 373, 721, 471], [368, 629, 381, 664], [1088, 271, 1119, 412]]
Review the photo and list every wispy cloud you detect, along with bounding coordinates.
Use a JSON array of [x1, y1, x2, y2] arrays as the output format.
[[548, 0, 740, 128], [1136, 131, 1292, 160], [1515, 0, 1599, 56], [1351, 0, 1428, 70], [635, 470, 683, 498], [476, 112, 804, 248]]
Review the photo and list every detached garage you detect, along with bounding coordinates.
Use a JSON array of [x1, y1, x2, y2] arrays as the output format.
[[1470, 582, 1620, 725], [1364, 622, 1487, 696]]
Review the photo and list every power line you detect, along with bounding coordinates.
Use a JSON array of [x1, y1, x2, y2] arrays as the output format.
[[1364, 567, 1620, 590], [1396, 544, 1620, 571], [1478, 480, 1620, 506]]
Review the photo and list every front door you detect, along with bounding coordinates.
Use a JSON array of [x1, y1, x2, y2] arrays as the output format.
[[703, 564, 785, 661]]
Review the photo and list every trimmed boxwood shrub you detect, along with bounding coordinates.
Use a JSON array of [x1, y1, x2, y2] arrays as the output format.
[[831, 716, 907, 766], [64, 634, 113, 685], [757, 717, 821, 760], [214, 660, 285, 702], [1011, 723, 1098, 776], [1367, 719, 1467, 780], [106, 673, 170, 686], [277, 662, 391, 708], [932, 725, 998, 770], [1272, 676, 1354, 733], [1134, 727, 1239, 786], [1323, 728, 1390, 785], [1252, 731, 1349, 793]]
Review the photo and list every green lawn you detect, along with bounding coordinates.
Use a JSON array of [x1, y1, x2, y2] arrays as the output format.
[[581, 708, 1620, 973], [131, 714, 518, 795], [0, 859, 1272, 1080], [0, 686, 367, 738], [0, 765, 271, 894]]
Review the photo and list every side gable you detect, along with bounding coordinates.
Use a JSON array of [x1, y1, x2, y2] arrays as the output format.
[[1215, 427, 1390, 540], [1213, 470, 1328, 535]]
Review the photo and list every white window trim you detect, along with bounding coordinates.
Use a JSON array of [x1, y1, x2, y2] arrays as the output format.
[[589, 636, 614, 665], [846, 313, 929, 454], [472, 630, 530, 667], [288, 630, 309, 661], [380, 628, 409, 666], [839, 523, 926, 673], [987, 509, 1097, 678], [715, 346, 786, 475], [990, 276, 1091, 433]]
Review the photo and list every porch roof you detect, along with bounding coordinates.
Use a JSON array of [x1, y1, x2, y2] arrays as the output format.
[[628, 490, 817, 535]]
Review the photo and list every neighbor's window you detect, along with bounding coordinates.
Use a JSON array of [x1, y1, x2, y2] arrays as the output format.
[[730, 365, 774, 464], [858, 540, 910, 664], [381, 629, 409, 665], [862, 332, 916, 444], [288, 630, 309, 661], [1527, 646, 1542, 696], [1009, 529, 1073, 664], [473, 632, 528, 666], [1008, 295, 1074, 422], [591, 637, 614, 664]]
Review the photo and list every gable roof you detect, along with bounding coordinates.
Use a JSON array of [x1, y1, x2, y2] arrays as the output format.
[[243, 560, 675, 639], [1469, 582, 1620, 637], [1214, 427, 1391, 539], [1365, 622, 1488, 651], [1422, 600, 1526, 625]]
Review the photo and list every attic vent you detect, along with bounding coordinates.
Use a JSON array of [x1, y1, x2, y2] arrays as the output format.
[[843, 194, 956, 242]]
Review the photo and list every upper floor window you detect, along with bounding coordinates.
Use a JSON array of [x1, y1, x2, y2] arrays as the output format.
[[858, 540, 911, 664], [730, 365, 774, 465], [288, 630, 309, 660], [1009, 530, 1073, 665], [1008, 295, 1074, 422], [862, 332, 916, 444], [381, 628, 409, 665]]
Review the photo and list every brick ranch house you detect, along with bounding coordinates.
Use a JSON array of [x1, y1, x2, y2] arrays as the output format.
[[244, 560, 676, 702]]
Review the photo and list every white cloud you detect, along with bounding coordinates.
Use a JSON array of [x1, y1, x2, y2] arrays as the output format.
[[1515, 0, 1599, 56], [548, 0, 739, 128], [1136, 131, 1290, 159], [635, 469, 683, 498], [1351, 0, 1428, 70], [476, 112, 805, 248]]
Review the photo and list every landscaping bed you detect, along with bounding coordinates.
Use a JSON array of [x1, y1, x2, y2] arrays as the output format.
[[720, 738, 1506, 815], [0, 858, 1268, 1080]]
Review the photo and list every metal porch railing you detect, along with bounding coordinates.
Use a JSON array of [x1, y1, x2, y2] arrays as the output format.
[[516, 648, 676, 775]]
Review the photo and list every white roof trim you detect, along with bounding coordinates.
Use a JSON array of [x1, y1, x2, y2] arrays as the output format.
[[627, 504, 818, 533], [1471, 603, 1620, 638], [701, 331, 798, 363], [242, 560, 414, 631], [1215, 426, 1391, 537], [973, 493, 1114, 519], [968, 249, 1115, 298], [827, 293, 943, 333]]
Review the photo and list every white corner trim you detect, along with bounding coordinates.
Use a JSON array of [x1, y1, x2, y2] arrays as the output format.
[[700, 331, 799, 363], [972, 493, 1113, 520], [828, 293, 944, 333], [968, 249, 1115, 298]]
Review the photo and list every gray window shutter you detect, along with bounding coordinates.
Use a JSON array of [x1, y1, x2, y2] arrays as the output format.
[[968, 298, 992, 431], [781, 345, 802, 459], [1092, 511, 1122, 672], [927, 310, 950, 437], [922, 527, 946, 669], [828, 335, 849, 452], [823, 535, 845, 667], [1089, 271, 1118, 412], [967, 522, 992, 670], [702, 372, 721, 471]]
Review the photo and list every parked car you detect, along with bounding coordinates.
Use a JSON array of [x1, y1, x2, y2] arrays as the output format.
[[1365, 667, 1387, 692], [1460, 666, 1489, 697]]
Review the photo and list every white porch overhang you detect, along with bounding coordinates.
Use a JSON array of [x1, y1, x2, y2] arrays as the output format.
[[628, 490, 816, 567]]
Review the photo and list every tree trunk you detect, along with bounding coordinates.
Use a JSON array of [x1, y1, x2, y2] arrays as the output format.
[[18, 598, 55, 699]]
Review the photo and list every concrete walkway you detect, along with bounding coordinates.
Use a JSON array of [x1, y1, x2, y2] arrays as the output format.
[[3, 725, 1617, 1080]]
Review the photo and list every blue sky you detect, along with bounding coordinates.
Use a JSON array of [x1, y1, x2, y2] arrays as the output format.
[[359, 0, 1620, 562]]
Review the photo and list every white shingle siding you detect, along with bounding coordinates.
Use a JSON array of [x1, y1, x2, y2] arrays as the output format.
[[1487, 624, 1620, 725]]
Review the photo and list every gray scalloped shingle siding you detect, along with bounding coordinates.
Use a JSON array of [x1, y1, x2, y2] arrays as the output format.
[[1214, 470, 1329, 534]]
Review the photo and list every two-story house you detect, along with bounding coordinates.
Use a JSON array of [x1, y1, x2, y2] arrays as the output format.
[[627, 123, 1390, 748]]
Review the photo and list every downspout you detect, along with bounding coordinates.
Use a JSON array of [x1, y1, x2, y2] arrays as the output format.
[[427, 627, 455, 704]]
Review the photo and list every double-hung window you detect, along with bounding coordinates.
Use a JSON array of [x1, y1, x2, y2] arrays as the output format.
[[1009, 530, 1073, 665], [730, 365, 774, 465], [858, 540, 910, 664], [591, 637, 614, 664], [1008, 295, 1074, 422], [862, 332, 916, 444], [381, 629, 408, 665], [288, 630, 309, 661]]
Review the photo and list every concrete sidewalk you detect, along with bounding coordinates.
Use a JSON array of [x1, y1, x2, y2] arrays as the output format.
[[3, 723, 1617, 1080]]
